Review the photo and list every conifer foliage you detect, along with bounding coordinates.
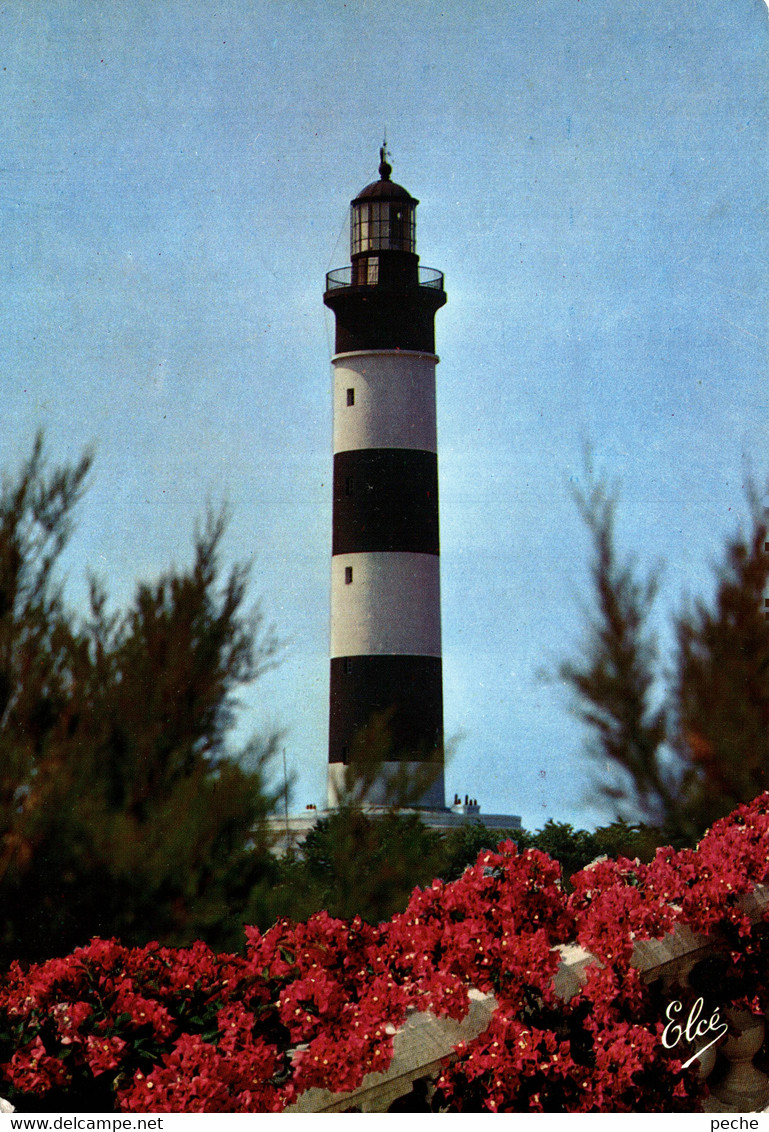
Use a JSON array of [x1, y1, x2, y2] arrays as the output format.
[[0, 436, 281, 967], [559, 476, 769, 841]]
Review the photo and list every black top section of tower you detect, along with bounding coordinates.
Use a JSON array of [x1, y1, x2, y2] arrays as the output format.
[[324, 155, 446, 355]]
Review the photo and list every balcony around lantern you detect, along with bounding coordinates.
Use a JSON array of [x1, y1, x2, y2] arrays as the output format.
[[324, 257, 447, 354], [325, 264, 445, 293]]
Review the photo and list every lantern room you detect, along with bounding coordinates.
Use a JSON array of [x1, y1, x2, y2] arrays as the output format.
[[349, 147, 419, 287]]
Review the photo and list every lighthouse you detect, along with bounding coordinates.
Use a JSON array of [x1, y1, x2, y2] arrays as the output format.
[[324, 148, 447, 809]]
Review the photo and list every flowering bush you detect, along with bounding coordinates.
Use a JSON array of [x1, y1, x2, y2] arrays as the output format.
[[2, 793, 769, 1112]]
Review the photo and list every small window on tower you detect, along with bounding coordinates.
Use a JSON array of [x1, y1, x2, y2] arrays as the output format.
[[345, 476, 354, 496], [346, 387, 355, 406], [367, 256, 379, 284], [344, 657, 353, 675], [345, 566, 353, 585]]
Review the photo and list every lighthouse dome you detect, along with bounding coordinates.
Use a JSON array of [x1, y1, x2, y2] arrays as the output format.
[[354, 176, 416, 203], [352, 147, 418, 206]]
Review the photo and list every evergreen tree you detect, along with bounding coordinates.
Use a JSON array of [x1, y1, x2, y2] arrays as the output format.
[[0, 436, 282, 966], [559, 474, 769, 841], [671, 489, 769, 837], [274, 807, 445, 925]]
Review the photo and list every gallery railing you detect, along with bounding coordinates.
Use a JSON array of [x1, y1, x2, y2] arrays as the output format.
[[325, 265, 444, 291]]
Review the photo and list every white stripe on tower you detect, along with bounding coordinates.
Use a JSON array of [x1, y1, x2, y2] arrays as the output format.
[[332, 350, 438, 453], [330, 551, 441, 658]]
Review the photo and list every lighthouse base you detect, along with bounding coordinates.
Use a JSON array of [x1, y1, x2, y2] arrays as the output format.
[[327, 760, 445, 811]]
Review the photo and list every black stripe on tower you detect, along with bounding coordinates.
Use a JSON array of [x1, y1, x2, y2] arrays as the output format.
[[333, 449, 439, 556], [329, 655, 443, 764]]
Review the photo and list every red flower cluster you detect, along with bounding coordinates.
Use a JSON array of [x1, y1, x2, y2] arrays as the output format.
[[1, 793, 769, 1112]]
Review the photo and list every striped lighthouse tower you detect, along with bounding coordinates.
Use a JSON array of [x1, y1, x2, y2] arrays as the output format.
[[323, 147, 447, 809]]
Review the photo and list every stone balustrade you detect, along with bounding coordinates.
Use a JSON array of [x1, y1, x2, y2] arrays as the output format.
[[287, 989, 496, 1113], [290, 885, 769, 1113]]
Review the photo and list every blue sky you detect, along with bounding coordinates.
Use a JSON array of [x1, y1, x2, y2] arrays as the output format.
[[1, 0, 766, 830]]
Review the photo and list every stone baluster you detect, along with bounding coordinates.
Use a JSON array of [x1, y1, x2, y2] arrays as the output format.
[[708, 1009, 769, 1112]]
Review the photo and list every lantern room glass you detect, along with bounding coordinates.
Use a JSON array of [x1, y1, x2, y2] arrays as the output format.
[[351, 200, 416, 255]]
